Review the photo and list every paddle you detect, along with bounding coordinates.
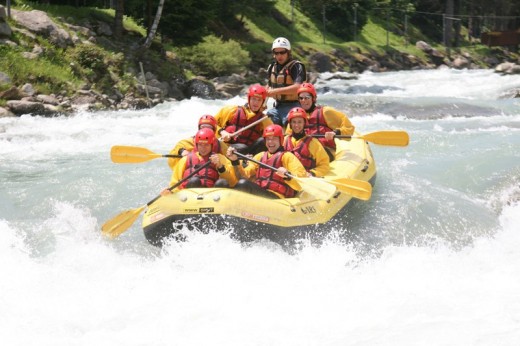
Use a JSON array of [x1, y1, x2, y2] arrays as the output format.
[[219, 115, 268, 142], [111, 145, 182, 163], [233, 152, 338, 200], [312, 130, 409, 146], [110, 116, 269, 164], [326, 178, 372, 201], [101, 160, 212, 239], [234, 152, 372, 201]]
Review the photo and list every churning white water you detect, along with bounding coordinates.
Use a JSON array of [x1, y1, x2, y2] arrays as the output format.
[[1, 69, 519, 345]]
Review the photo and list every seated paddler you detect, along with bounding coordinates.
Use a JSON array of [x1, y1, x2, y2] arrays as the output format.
[[161, 128, 237, 195], [215, 84, 273, 155], [296, 82, 355, 162], [167, 114, 228, 169], [226, 124, 307, 199], [283, 106, 330, 177]]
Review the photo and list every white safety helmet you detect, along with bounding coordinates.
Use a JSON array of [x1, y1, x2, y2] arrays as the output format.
[[272, 37, 291, 51]]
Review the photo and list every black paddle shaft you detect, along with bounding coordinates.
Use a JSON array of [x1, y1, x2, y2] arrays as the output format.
[[146, 160, 212, 206], [234, 152, 293, 179], [311, 134, 353, 139]]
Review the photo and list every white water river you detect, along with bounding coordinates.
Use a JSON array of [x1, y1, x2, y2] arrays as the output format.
[[1, 69, 519, 345]]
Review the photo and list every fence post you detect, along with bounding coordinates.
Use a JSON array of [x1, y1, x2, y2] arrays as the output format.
[[139, 62, 151, 107], [353, 3, 358, 42], [386, 9, 390, 49], [404, 12, 408, 47], [443, 13, 449, 56], [322, 3, 326, 44]]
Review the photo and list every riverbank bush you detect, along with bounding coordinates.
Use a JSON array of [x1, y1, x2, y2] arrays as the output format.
[[175, 35, 251, 78]]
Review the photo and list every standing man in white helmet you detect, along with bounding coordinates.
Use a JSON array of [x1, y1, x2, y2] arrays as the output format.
[[266, 37, 307, 128]]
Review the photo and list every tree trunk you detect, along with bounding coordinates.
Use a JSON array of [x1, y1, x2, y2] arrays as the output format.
[[444, 0, 454, 55], [114, 0, 124, 38], [142, 0, 165, 49]]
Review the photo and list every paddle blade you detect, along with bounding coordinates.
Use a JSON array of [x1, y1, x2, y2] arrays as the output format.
[[329, 178, 372, 201], [111, 145, 162, 163], [362, 131, 409, 146], [101, 206, 146, 239], [297, 177, 338, 200]]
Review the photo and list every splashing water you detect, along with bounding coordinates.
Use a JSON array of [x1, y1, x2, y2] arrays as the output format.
[[1, 69, 519, 345]]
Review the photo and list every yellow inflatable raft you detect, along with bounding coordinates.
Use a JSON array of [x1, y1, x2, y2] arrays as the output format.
[[142, 134, 377, 246]]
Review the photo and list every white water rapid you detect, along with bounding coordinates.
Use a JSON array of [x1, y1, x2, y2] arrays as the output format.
[[1, 69, 519, 345]]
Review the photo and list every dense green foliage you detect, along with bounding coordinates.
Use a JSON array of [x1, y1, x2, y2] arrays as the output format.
[[177, 35, 251, 77], [6, 0, 520, 48], [66, 44, 130, 92], [2, 0, 519, 100], [154, 1, 213, 46], [14, 0, 520, 45]]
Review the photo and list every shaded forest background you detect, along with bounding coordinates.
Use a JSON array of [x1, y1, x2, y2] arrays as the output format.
[[13, 0, 520, 48], [1, 0, 519, 113]]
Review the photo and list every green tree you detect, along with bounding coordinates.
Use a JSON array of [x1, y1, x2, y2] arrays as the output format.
[[297, 0, 376, 41], [158, 0, 218, 45], [180, 35, 251, 77]]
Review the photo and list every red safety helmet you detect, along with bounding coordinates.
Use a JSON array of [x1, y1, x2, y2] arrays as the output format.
[[195, 128, 215, 145], [297, 82, 317, 101], [198, 114, 217, 130], [263, 124, 284, 144], [247, 84, 267, 102], [287, 107, 308, 124]]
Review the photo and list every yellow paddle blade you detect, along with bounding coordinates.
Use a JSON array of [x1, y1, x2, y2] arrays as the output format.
[[296, 177, 337, 200], [101, 206, 146, 239], [329, 178, 372, 201], [110, 145, 162, 163], [362, 131, 410, 146]]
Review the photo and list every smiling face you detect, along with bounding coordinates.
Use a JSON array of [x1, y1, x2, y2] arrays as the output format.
[[298, 92, 314, 111], [265, 135, 281, 153], [289, 117, 306, 134]]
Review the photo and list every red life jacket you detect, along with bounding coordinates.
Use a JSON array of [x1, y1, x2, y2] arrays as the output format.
[[224, 106, 264, 145], [255, 151, 297, 198], [306, 105, 336, 150], [181, 153, 219, 188], [284, 135, 316, 171]]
